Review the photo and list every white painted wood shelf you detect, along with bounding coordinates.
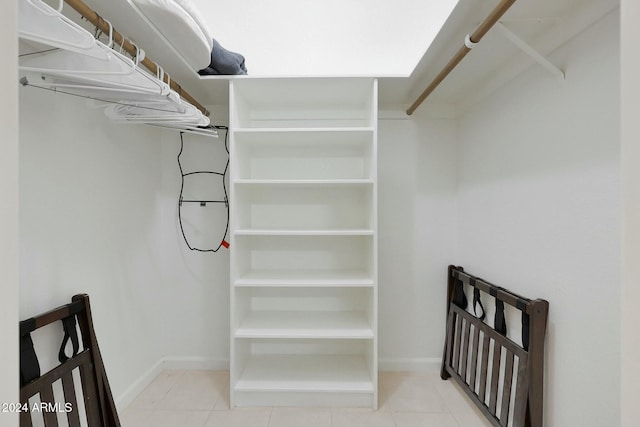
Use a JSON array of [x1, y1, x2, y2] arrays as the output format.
[[234, 230, 374, 236], [232, 179, 374, 185], [232, 127, 375, 134], [235, 310, 374, 339], [229, 77, 378, 408], [234, 269, 374, 287], [235, 355, 374, 393]]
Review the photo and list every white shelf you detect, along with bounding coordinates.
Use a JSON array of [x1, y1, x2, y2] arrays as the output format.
[[234, 229, 374, 236], [233, 235, 373, 283], [234, 354, 374, 393], [233, 127, 375, 134], [233, 129, 374, 181], [231, 78, 376, 129], [230, 77, 378, 408], [234, 269, 374, 287], [234, 182, 373, 231], [233, 179, 374, 186], [235, 311, 373, 339]]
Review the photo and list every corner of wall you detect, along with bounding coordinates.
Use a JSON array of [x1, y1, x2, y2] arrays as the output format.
[[0, 0, 19, 421], [620, 0, 640, 424]]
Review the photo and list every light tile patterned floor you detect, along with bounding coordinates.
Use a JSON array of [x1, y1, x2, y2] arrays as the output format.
[[121, 371, 492, 427]]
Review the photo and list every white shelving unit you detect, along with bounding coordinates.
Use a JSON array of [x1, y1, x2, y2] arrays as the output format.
[[229, 78, 378, 408]]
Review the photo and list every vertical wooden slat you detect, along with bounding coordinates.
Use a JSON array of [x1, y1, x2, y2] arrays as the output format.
[[460, 318, 472, 382], [489, 342, 502, 415], [441, 266, 458, 380], [39, 385, 60, 427], [478, 333, 491, 403], [445, 311, 455, 369], [20, 405, 33, 427], [512, 354, 529, 425], [79, 358, 101, 426], [452, 314, 463, 373], [61, 370, 81, 427], [72, 294, 121, 427], [499, 350, 515, 426], [527, 300, 549, 427], [469, 326, 481, 391]]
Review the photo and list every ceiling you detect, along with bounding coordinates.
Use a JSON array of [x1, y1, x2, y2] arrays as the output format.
[[379, 0, 619, 113], [58, 0, 619, 113], [191, 0, 459, 78]]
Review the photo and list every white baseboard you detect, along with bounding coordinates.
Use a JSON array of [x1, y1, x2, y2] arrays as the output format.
[[160, 356, 229, 371], [115, 357, 229, 410], [378, 357, 441, 373]]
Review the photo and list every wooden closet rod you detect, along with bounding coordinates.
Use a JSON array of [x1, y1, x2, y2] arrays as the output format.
[[406, 0, 517, 115], [64, 0, 210, 117]]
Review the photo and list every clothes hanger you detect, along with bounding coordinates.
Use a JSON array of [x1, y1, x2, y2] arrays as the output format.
[[18, 0, 209, 131], [20, 5, 170, 98], [20, 71, 179, 110], [99, 71, 200, 122], [104, 102, 206, 123], [19, 0, 102, 59], [21, 43, 171, 99], [104, 96, 210, 127], [21, 20, 139, 79], [146, 124, 218, 138]]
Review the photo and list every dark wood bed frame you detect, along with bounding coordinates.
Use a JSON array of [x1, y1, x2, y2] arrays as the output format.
[[442, 265, 549, 427], [19, 294, 120, 427]]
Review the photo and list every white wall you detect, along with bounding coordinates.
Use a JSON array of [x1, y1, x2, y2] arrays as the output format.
[[19, 86, 169, 401], [19, 85, 232, 407], [455, 10, 620, 427], [156, 107, 231, 367], [0, 0, 19, 426], [620, 1, 640, 424], [378, 112, 457, 369], [198, 0, 457, 77]]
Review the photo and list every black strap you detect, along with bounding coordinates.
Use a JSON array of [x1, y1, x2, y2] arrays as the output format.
[[494, 298, 507, 336], [58, 315, 80, 363], [473, 287, 486, 321], [521, 312, 530, 350], [514, 300, 530, 350], [20, 333, 41, 386], [453, 278, 468, 309]]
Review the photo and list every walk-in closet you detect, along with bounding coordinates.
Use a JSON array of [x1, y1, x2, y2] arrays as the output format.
[[2, 0, 639, 426]]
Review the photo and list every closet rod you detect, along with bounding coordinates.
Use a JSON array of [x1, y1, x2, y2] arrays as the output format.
[[63, 0, 210, 117], [406, 0, 517, 115]]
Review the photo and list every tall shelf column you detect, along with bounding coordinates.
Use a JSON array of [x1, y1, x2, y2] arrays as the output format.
[[229, 77, 377, 408]]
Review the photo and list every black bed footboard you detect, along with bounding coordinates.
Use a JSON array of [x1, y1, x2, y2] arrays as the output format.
[[442, 265, 549, 427]]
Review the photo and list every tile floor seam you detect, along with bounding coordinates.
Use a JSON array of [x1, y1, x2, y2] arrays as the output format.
[[152, 371, 183, 410], [267, 407, 274, 427], [203, 409, 215, 427]]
